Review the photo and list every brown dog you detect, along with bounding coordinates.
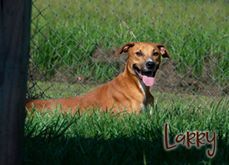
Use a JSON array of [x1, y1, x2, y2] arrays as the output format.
[[26, 42, 169, 113]]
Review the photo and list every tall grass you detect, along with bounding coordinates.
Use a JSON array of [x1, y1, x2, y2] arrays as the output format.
[[24, 98, 229, 164], [31, 0, 228, 83], [27, 1, 229, 163]]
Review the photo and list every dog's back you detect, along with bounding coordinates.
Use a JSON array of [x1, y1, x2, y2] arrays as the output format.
[[26, 42, 169, 113]]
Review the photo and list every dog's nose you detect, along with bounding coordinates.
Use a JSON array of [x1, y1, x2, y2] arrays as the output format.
[[146, 61, 155, 69]]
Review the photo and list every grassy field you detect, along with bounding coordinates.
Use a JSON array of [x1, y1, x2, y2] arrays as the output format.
[[31, 0, 228, 83], [25, 82, 229, 164], [24, 98, 229, 164], [27, 0, 229, 164]]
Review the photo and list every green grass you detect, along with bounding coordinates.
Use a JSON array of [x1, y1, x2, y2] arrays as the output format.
[[31, 0, 228, 83], [27, 0, 229, 163], [29, 81, 223, 106], [24, 98, 228, 164], [25, 81, 229, 164]]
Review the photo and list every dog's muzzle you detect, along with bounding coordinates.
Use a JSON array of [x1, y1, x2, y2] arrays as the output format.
[[133, 61, 158, 87]]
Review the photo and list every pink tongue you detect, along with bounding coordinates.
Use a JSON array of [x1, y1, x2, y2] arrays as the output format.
[[142, 76, 155, 87]]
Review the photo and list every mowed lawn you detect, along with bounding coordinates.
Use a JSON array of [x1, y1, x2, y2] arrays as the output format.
[[25, 81, 229, 164]]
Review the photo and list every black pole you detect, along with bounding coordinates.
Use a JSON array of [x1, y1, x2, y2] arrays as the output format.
[[0, 0, 32, 164]]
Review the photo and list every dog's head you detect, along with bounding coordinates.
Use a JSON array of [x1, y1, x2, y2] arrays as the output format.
[[120, 42, 169, 87]]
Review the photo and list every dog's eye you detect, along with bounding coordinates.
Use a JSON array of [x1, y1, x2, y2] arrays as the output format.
[[153, 52, 159, 56], [136, 51, 143, 56]]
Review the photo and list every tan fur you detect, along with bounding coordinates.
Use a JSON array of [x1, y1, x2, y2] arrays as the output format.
[[26, 42, 169, 113]]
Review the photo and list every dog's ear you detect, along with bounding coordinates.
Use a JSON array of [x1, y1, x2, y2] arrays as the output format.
[[119, 42, 135, 54], [156, 44, 170, 58]]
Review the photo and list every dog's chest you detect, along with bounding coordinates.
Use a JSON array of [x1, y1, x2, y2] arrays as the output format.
[[140, 103, 145, 111], [138, 81, 146, 102], [137, 81, 153, 111]]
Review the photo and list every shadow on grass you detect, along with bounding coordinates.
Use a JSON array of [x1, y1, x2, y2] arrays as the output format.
[[24, 131, 228, 165]]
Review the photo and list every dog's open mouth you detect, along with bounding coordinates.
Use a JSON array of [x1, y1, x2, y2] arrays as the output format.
[[133, 64, 156, 87]]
